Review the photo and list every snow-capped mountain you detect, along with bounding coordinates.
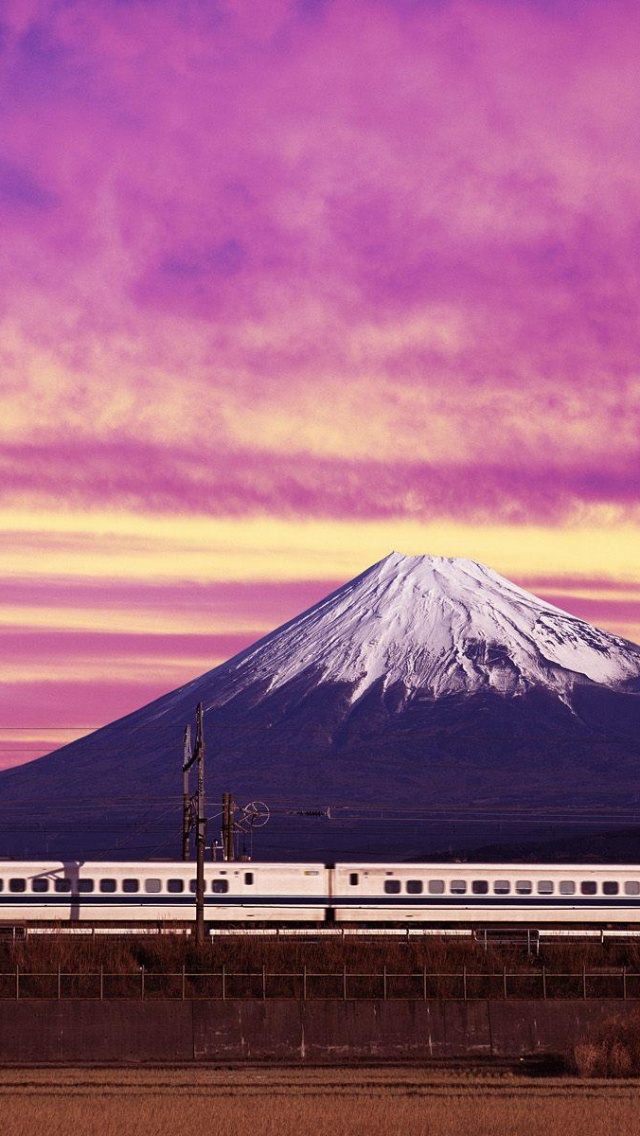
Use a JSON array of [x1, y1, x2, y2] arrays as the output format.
[[0, 552, 639, 862], [191, 552, 640, 710]]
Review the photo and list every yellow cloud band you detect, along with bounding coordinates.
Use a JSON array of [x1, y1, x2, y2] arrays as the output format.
[[0, 508, 638, 585]]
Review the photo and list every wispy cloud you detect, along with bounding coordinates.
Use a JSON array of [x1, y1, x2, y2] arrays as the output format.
[[1, 1, 639, 765], [2, 440, 639, 524], [0, 0, 638, 525]]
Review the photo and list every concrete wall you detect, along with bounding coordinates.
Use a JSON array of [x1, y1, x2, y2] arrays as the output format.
[[0, 999, 636, 1063]]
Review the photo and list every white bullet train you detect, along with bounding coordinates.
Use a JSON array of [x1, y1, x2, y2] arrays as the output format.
[[1, 860, 640, 934]]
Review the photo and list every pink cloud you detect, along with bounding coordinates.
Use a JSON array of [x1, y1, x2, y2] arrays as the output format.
[[0, 627, 256, 667], [0, 0, 637, 532], [2, 0, 639, 771], [0, 574, 339, 619], [1, 439, 639, 523]]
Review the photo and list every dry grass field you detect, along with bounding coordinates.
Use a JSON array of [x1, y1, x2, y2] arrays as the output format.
[[0, 1067, 636, 1136], [8, 930, 640, 977]]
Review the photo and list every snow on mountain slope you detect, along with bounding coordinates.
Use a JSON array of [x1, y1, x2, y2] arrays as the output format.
[[201, 552, 640, 708]]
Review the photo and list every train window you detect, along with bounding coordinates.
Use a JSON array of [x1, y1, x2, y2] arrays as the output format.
[[189, 880, 197, 893], [349, 873, 359, 886], [384, 880, 401, 894], [122, 879, 139, 893], [559, 881, 576, 895], [244, 872, 254, 885], [625, 881, 640, 896], [78, 879, 94, 893], [472, 881, 489, 895], [515, 880, 532, 894], [493, 880, 510, 894], [537, 881, 554, 894], [31, 879, 49, 893], [167, 879, 184, 893], [450, 880, 467, 894], [144, 879, 162, 894], [9, 879, 25, 893], [212, 880, 229, 894], [0, 880, 3, 892], [406, 880, 423, 894], [603, 882, 619, 896], [428, 880, 445, 894], [54, 878, 71, 893], [580, 881, 597, 895], [100, 879, 116, 893]]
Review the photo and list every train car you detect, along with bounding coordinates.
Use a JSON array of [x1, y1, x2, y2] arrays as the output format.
[[331, 863, 640, 927], [3, 860, 640, 932], [0, 861, 328, 927]]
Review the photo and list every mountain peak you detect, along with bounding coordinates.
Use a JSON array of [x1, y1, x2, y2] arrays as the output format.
[[206, 552, 640, 709]]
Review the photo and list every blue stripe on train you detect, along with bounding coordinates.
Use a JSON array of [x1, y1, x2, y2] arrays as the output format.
[[0, 895, 639, 908]]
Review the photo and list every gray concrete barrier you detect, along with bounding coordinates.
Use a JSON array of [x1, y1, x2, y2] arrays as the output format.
[[0, 1000, 635, 1063]]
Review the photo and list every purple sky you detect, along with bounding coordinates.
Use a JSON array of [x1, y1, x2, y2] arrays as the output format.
[[1, 0, 639, 767]]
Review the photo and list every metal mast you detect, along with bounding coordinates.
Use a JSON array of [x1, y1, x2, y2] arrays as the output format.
[[182, 703, 207, 944], [194, 703, 206, 945], [222, 792, 235, 862], [181, 725, 191, 862]]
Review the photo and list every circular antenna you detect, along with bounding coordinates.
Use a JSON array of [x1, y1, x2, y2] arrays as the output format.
[[242, 800, 270, 828]]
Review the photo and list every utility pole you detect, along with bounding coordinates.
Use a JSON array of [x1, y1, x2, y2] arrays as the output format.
[[222, 792, 230, 861], [181, 725, 191, 862], [195, 703, 206, 945], [222, 792, 235, 862], [182, 703, 206, 945]]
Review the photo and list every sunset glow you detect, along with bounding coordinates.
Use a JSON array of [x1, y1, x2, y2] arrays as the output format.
[[1, 0, 639, 769]]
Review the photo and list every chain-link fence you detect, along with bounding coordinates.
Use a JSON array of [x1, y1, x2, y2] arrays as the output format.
[[1, 965, 639, 1000]]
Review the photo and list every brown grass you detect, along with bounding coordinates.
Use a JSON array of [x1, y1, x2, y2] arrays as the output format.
[[574, 1009, 640, 1077], [0, 1067, 635, 1136], [5, 931, 640, 975], [4, 933, 535, 999], [1, 934, 640, 1002]]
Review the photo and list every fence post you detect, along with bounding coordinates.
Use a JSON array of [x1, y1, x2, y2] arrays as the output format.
[[182, 964, 186, 1001], [343, 964, 347, 1001], [582, 964, 587, 1001], [57, 965, 61, 1001], [623, 966, 627, 1000], [383, 965, 387, 1001], [262, 965, 266, 1001], [222, 964, 226, 1001], [100, 965, 104, 1001], [503, 966, 507, 1000], [462, 966, 467, 1001], [141, 965, 145, 1001], [542, 965, 547, 1000], [423, 964, 427, 1002], [303, 965, 307, 1002], [15, 964, 19, 1001]]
